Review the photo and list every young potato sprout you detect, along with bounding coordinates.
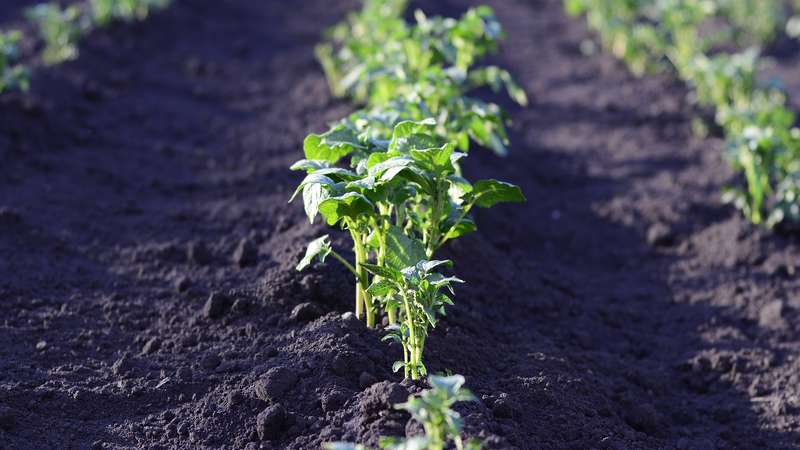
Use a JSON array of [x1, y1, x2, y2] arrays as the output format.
[[365, 260, 463, 381], [26, 3, 88, 65], [291, 120, 524, 330], [324, 375, 483, 450], [0, 31, 29, 93]]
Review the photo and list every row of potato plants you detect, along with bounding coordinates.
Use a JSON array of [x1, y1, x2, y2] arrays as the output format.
[[0, 0, 169, 93], [566, 0, 800, 228], [292, 0, 526, 384]]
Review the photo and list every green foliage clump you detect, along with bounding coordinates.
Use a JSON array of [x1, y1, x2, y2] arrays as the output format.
[[565, 0, 800, 229], [324, 375, 483, 450], [317, 0, 527, 156], [25, 3, 88, 65], [91, 0, 171, 25], [293, 0, 526, 378], [292, 119, 523, 332], [26, 0, 171, 66], [0, 31, 29, 93]]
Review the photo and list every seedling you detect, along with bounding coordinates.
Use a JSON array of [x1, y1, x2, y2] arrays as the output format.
[[324, 374, 483, 450], [26, 3, 88, 65], [0, 31, 29, 93], [292, 120, 524, 329], [91, 0, 170, 26], [366, 260, 462, 381]]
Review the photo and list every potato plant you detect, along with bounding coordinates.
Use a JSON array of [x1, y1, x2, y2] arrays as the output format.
[[26, 0, 171, 66], [566, 0, 800, 229], [366, 260, 463, 380], [324, 375, 483, 450], [292, 120, 524, 328], [0, 31, 29, 93], [292, 0, 526, 379], [91, 0, 171, 26], [26, 3, 88, 65], [317, 0, 527, 156]]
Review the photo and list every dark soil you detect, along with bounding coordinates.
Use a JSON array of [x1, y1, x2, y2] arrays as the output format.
[[2, 0, 800, 449]]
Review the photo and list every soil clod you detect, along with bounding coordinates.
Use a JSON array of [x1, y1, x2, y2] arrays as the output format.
[[203, 292, 231, 319]]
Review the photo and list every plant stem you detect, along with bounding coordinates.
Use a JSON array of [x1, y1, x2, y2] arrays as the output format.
[[401, 291, 419, 380], [328, 250, 358, 278], [376, 218, 397, 325], [437, 200, 475, 250], [351, 227, 375, 327], [402, 334, 409, 379], [426, 181, 446, 257], [347, 225, 366, 321]]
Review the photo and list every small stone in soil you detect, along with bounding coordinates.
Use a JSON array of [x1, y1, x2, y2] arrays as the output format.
[[359, 381, 407, 416], [187, 241, 212, 265], [359, 371, 378, 389], [625, 403, 661, 435], [646, 222, 674, 247], [256, 404, 285, 440], [203, 292, 231, 319], [35, 341, 47, 351], [233, 238, 258, 267], [174, 276, 191, 293], [176, 367, 193, 381], [320, 389, 347, 413], [758, 300, 786, 330], [112, 356, 132, 376], [140, 337, 160, 355], [0, 405, 15, 430], [200, 354, 221, 370], [0, 207, 23, 227], [291, 302, 321, 322], [253, 367, 298, 402], [232, 298, 250, 314], [491, 393, 513, 418]]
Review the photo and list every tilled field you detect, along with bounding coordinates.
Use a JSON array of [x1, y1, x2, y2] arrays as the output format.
[[1, 0, 800, 449]]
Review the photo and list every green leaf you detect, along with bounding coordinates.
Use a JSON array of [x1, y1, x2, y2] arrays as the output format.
[[368, 156, 414, 179], [385, 225, 426, 270], [392, 360, 406, 373], [302, 182, 331, 223], [318, 192, 374, 225], [389, 119, 439, 152], [409, 143, 455, 173], [296, 235, 331, 271], [442, 214, 476, 239], [447, 175, 473, 203], [289, 173, 336, 203], [416, 259, 452, 273], [304, 124, 364, 163], [289, 159, 331, 172], [323, 443, 370, 450], [471, 179, 525, 208], [361, 262, 402, 281], [367, 279, 397, 296], [429, 374, 466, 397], [312, 167, 361, 182]]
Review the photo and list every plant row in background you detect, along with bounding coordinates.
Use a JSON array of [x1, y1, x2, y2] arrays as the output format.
[[0, 0, 170, 93], [292, 0, 526, 383], [565, 0, 800, 228]]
